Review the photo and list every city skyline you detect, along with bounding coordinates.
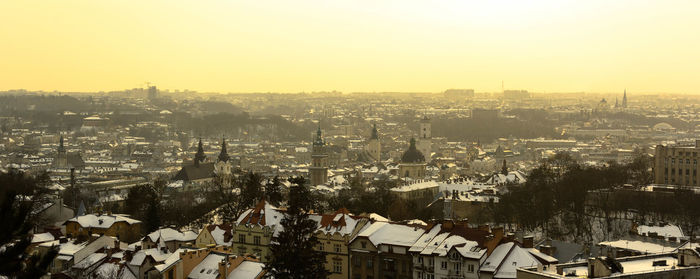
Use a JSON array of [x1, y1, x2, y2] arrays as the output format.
[[2, 0, 699, 94]]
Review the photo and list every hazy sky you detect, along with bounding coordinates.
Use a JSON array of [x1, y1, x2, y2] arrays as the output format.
[[1, 0, 699, 93]]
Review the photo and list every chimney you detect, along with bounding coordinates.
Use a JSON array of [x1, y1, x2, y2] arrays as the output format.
[[523, 235, 534, 248], [218, 258, 228, 278]]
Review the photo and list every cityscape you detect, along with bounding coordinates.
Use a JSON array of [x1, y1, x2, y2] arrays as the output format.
[[1, 1, 700, 279]]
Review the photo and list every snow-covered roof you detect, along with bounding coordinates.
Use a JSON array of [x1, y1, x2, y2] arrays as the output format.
[[227, 261, 265, 279], [145, 228, 198, 243], [129, 248, 171, 266], [637, 224, 684, 239], [598, 239, 680, 254], [31, 232, 55, 244], [481, 242, 539, 279], [356, 221, 425, 247], [188, 253, 226, 279], [66, 213, 141, 229]]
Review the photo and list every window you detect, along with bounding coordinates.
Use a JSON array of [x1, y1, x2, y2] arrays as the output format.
[[454, 263, 462, 274], [468, 264, 475, 273], [418, 256, 423, 264], [253, 236, 261, 245], [687, 159, 691, 164], [354, 255, 361, 267], [334, 244, 342, 253], [441, 261, 447, 269], [319, 243, 324, 251], [238, 234, 246, 244], [333, 260, 342, 273], [361, 241, 367, 249], [367, 258, 373, 268]]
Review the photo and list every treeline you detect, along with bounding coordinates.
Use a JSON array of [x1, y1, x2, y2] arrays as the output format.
[[493, 151, 699, 243], [173, 112, 310, 141]]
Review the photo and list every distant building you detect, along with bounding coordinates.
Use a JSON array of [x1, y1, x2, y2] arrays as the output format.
[[653, 140, 700, 186], [365, 123, 381, 162], [310, 126, 329, 186], [503, 89, 530, 99], [399, 138, 427, 180], [63, 213, 142, 243], [51, 136, 85, 169], [417, 116, 432, 162], [444, 89, 475, 98]]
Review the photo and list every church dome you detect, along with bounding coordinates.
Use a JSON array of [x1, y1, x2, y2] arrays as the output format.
[[401, 138, 425, 163]]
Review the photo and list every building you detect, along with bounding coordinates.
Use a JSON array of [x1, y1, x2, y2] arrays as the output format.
[[310, 126, 329, 186], [349, 221, 426, 279], [365, 123, 381, 162], [653, 140, 700, 186], [142, 228, 198, 253], [233, 199, 285, 262], [417, 116, 432, 162], [195, 224, 233, 248], [444, 89, 475, 98], [173, 138, 217, 190], [517, 248, 700, 279], [398, 138, 427, 180], [51, 135, 85, 169], [409, 220, 490, 279], [64, 213, 142, 243], [311, 208, 369, 279]]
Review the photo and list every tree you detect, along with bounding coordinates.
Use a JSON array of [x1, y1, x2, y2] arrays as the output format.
[[264, 176, 283, 206], [241, 172, 263, 210], [266, 177, 328, 279], [0, 169, 58, 278], [125, 184, 160, 233]]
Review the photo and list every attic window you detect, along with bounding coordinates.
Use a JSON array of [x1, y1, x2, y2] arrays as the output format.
[[200, 269, 205, 273], [512, 261, 517, 266]]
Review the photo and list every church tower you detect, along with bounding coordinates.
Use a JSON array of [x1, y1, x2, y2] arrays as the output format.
[[417, 116, 432, 162], [310, 126, 328, 186], [622, 89, 628, 108], [214, 137, 232, 178], [54, 135, 68, 168], [194, 138, 206, 167], [365, 123, 381, 162]]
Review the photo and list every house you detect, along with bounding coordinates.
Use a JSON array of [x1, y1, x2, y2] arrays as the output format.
[[195, 224, 233, 248], [409, 220, 492, 279], [151, 246, 264, 279], [310, 208, 369, 279], [35, 235, 121, 275], [64, 213, 142, 243], [142, 228, 198, 253], [349, 220, 426, 279], [480, 242, 540, 279], [233, 199, 285, 262]]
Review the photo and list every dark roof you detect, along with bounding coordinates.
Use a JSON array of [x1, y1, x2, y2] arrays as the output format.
[[173, 162, 215, 181], [401, 138, 425, 163]]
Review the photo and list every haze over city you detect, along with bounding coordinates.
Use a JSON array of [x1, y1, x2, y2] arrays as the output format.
[[2, 0, 700, 93], [2, 1, 700, 279]]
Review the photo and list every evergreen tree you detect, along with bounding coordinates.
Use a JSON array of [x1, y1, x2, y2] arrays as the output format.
[[0, 169, 58, 278], [266, 177, 328, 279], [125, 184, 160, 233], [264, 176, 283, 206], [241, 172, 263, 209]]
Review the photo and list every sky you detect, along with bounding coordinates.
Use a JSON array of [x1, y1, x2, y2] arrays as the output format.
[[1, 0, 699, 94]]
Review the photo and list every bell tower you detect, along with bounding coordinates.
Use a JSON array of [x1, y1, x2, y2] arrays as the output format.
[[310, 125, 328, 186]]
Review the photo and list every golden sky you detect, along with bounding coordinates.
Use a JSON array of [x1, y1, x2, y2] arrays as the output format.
[[1, 0, 699, 94]]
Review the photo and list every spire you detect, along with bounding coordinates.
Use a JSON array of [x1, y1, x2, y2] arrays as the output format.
[[370, 123, 378, 140], [622, 89, 628, 108], [313, 123, 324, 147], [58, 135, 65, 153], [218, 137, 229, 162], [194, 138, 206, 166], [501, 159, 508, 175]]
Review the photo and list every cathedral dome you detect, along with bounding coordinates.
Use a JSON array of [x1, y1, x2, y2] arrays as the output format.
[[401, 138, 425, 163]]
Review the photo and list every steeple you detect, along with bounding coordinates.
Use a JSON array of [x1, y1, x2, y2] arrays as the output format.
[[194, 138, 206, 167], [58, 135, 66, 153], [313, 123, 324, 147], [218, 137, 229, 162], [370, 123, 378, 140], [622, 89, 628, 108]]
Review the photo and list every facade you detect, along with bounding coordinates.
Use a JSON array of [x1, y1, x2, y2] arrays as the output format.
[[141, 228, 198, 253], [312, 208, 370, 279], [653, 140, 700, 186], [349, 221, 426, 279], [64, 213, 142, 243], [195, 223, 233, 248], [310, 126, 329, 186], [233, 199, 284, 263], [417, 116, 432, 162]]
